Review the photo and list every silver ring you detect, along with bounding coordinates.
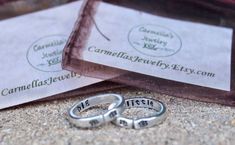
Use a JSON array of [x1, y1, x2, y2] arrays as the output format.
[[67, 94, 125, 128], [112, 97, 167, 129]]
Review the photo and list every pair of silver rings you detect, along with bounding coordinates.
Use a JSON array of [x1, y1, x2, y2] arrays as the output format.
[[67, 94, 167, 129]]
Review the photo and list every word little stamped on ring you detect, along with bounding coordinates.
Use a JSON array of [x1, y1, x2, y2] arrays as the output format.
[[67, 94, 167, 129], [113, 97, 167, 129]]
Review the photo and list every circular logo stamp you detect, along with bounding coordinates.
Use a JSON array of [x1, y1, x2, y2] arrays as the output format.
[[27, 35, 67, 72], [128, 24, 182, 57]]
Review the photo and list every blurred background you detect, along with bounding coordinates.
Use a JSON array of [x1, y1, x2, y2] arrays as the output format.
[[1, 0, 234, 28], [0, 0, 75, 20]]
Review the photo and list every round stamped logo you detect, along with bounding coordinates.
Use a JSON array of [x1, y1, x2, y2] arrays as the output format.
[[27, 35, 67, 72], [128, 24, 182, 57]]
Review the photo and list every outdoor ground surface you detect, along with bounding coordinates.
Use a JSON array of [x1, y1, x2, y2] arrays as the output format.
[[0, 87, 235, 145]]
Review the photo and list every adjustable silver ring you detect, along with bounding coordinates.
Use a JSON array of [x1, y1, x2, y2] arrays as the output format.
[[112, 97, 167, 129], [67, 94, 125, 128]]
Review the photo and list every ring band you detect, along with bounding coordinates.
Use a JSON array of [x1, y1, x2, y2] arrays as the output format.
[[67, 94, 125, 128], [112, 97, 167, 129]]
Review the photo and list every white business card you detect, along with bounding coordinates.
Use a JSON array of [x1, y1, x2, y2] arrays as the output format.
[[80, 2, 233, 91], [0, 1, 102, 109]]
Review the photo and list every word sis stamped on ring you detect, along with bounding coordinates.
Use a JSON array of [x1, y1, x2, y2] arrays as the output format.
[[67, 94, 167, 129], [0, 1, 102, 109], [63, 1, 233, 91], [67, 94, 125, 128]]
